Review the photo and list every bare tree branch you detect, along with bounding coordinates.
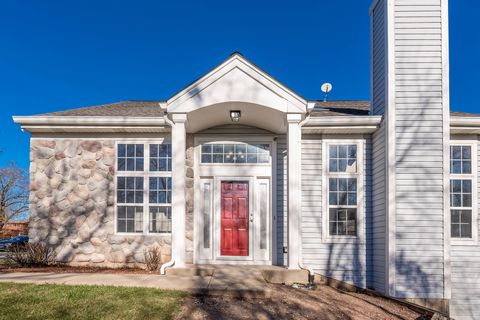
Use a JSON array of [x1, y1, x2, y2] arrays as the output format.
[[0, 163, 29, 230]]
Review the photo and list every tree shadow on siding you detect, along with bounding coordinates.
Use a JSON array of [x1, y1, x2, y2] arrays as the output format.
[[392, 92, 443, 300], [301, 134, 366, 289]]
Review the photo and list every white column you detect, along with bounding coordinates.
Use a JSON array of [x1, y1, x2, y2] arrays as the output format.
[[287, 113, 302, 269], [171, 113, 187, 268]]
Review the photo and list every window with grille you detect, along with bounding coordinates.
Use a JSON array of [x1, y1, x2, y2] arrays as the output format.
[[116, 142, 172, 234], [450, 145, 474, 239], [201, 143, 270, 164], [327, 144, 359, 236]]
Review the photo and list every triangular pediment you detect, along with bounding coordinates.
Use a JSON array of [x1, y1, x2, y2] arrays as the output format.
[[165, 53, 307, 114]]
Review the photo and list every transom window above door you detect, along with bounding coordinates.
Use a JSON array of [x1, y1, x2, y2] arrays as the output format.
[[201, 143, 270, 164]]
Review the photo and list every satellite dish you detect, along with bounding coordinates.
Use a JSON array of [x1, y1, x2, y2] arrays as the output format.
[[321, 83, 333, 94], [321, 83, 333, 101]]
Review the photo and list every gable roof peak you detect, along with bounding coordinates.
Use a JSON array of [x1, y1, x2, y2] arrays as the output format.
[[166, 52, 307, 113], [229, 51, 245, 58]]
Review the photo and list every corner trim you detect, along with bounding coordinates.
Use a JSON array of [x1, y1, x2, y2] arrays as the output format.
[[441, 0, 452, 299], [386, 0, 397, 297]]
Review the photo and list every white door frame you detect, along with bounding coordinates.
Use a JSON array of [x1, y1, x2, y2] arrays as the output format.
[[193, 135, 275, 265], [214, 176, 254, 261]]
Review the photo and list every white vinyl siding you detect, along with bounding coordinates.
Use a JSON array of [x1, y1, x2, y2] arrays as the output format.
[[371, 124, 386, 293], [370, 0, 388, 294], [371, 0, 387, 116], [393, 0, 446, 299], [301, 135, 368, 288]]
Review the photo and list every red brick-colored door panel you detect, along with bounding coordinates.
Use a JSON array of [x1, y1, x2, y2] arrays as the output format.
[[221, 181, 249, 256]]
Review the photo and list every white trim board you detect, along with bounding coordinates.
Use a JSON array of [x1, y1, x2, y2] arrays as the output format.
[[192, 134, 276, 265], [385, 0, 397, 297], [441, 0, 452, 300]]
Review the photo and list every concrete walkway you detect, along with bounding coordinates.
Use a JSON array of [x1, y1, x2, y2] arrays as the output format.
[[0, 265, 291, 298]]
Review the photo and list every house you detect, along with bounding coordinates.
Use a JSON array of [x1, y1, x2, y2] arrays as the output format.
[[11, 0, 480, 319], [1, 220, 29, 238]]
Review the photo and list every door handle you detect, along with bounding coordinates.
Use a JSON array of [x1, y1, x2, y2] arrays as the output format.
[[250, 213, 253, 222]]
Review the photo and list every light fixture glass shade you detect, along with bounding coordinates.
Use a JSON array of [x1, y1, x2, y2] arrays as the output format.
[[230, 110, 241, 122]]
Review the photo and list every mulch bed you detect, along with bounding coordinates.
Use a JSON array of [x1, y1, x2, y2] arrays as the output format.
[[177, 283, 429, 320]]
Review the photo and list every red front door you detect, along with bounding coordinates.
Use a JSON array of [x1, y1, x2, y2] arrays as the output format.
[[221, 181, 249, 256]]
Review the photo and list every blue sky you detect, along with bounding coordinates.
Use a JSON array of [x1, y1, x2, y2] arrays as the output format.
[[0, 0, 478, 169]]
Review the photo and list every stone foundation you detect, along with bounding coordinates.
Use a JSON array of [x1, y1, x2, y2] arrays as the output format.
[[29, 139, 172, 268]]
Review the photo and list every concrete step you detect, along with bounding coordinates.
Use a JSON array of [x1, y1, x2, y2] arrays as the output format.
[[261, 269, 309, 284]]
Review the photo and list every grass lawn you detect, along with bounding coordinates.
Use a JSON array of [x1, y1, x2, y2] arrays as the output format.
[[0, 282, 187, 320]]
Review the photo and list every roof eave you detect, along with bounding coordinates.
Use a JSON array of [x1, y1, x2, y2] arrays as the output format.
[[302, 115, 382, 134], [12, 116, 169, 133], [303, 115, 382, 126], [450, 116, 480, 134]]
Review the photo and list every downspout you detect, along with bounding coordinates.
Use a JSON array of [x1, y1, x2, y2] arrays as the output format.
[[298, 254, 315, 286], [160, 259, 175, 275], [160, 110, 176, 275], [297, 104, 316, 286]]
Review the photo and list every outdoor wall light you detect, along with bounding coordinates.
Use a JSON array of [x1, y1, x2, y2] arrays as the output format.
[[230, 110, 241, 122]]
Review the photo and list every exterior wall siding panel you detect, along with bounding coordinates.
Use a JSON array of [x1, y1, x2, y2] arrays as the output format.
[[392, 0, 446, 299], [370, 0, 388, 294], [372, 124, 387, 293], [300, 135, 369, 288]]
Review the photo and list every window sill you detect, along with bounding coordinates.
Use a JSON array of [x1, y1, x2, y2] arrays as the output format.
[[114, 232, 172, 237], [322, 236, 365, 245], [451, 238, 478, 246], [199, 163, 271, 166]]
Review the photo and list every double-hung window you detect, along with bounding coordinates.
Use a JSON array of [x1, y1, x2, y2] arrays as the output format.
[[326, 143, 362, 237], [450, 144, 477, 242], [116, 142, 172, 234]]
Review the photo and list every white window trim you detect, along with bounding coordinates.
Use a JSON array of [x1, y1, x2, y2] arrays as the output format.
[[450, 140, 478, 246], [114, 139, 173, 236], [198, 140, 273, 166], [322, 139, 365, 244]]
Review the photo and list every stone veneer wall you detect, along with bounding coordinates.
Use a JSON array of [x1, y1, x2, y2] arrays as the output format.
[[29, 139, 172, 268]]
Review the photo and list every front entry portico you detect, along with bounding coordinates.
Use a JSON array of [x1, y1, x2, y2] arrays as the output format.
[[160, 53, 309, 270]]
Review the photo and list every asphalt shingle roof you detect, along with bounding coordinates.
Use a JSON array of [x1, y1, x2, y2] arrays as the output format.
[[31, 99, 480, 118], [39, 101, 164, 117], [311, 100, 371, 116]]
